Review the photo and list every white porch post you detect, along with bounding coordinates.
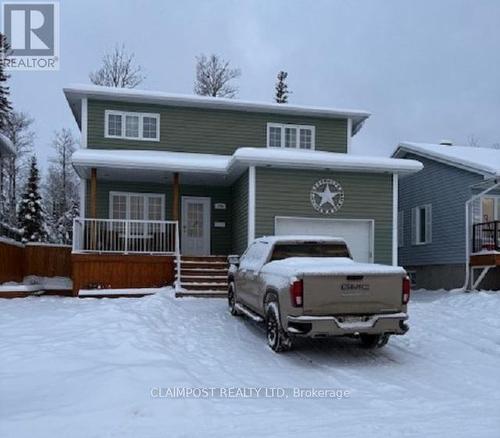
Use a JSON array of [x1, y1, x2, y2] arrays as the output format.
[[392, 173, 399, 266], [248, 166, 256, 245]]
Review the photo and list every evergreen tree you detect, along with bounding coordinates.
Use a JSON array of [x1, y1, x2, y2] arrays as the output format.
[[275, 71, 290, 104], [0, 32, 12, 131], [17, 156, 46, 242]]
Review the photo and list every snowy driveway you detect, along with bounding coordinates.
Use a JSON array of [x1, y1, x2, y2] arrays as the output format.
[[1, 290, 499, 438]]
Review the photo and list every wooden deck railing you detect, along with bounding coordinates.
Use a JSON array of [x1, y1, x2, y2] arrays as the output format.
[[472, 220, 500, 253], [73, 218, 179, 255]]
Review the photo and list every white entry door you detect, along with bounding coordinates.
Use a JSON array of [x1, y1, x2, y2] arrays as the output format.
[[181, 196, 211, 256], [275, 216, 374, 263]]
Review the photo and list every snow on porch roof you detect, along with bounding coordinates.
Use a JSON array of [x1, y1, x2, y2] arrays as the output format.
[[63, 84, 371, 136], [72, 147, 423, 178], [393, 142, 500, 177], [0, 133, 15, 156]]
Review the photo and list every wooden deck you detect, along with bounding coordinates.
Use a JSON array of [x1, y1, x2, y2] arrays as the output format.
[[470, 252, 500, 267]]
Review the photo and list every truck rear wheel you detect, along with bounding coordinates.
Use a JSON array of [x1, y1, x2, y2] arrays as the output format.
[[265, 301, 292, 353], [360, 333, 390, 349], [228, 282, 241, 316]]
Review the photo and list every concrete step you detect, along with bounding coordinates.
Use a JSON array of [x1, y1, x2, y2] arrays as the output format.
[[181, 283, 227, 291], [175, 290, 227, 298], [179, 275, 228, 283], [181, 255, 228, 263]]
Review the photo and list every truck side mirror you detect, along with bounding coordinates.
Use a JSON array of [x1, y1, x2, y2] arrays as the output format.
[[228, 255, 240, 267]]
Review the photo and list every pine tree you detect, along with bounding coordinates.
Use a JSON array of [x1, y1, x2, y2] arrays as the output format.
[[275, 71, 290, 104], [17, 156, 46, 243], [0, 32, 12, 131]]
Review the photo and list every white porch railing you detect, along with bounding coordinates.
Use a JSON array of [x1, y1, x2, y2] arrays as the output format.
[[73, 218, 179, 255]]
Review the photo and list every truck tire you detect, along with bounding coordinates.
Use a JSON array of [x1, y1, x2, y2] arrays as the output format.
[[265, 300, 292, 353], [360, 333, 390, 349], [228, 282, 241, 316]]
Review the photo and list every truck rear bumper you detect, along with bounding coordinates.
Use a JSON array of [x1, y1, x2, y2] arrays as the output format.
[[286, 312, 409, 337]]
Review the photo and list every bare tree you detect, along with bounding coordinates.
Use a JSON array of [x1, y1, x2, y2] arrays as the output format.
[[44, 129, 79, 243], [2, 111, 34, 226], [467, 134, 480, 148], [0, 32, 12, 131], [491, 143, 500, 150], [89, 44, 145, 88], [194, 54, 241, 98]]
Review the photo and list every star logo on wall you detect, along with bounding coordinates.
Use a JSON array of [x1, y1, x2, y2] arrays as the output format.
[[310, 179, 344, 214]]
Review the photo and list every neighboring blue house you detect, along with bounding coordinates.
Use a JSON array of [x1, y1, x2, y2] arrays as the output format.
[[393, 141, 499, 291]]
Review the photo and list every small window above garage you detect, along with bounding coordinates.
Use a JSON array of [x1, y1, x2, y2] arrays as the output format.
[[267, 123, 315, 150]]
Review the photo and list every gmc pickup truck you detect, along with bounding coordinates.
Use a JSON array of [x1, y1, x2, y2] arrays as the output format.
[[228, 236, 410, 352]]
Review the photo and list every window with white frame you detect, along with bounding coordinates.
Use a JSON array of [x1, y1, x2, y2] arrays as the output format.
[[267, 123, 315, 149], [109, 192, 165, 237], [398, 210, 404, 247], [411, 204, 432, 245], [481, 196, 500, 222], [105, 111, 160, 141]]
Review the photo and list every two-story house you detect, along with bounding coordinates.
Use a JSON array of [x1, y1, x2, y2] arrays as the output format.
[[393, 141, 500, 291], [64, 84, 422, 295]]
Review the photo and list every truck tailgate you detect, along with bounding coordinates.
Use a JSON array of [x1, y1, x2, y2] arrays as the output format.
[[303, 275, 404, 315]]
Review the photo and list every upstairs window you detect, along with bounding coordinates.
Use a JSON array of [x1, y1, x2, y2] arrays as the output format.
[[267, 123, 315, 149], [105, 110, 160, 141], [411, 204, 432, 245]]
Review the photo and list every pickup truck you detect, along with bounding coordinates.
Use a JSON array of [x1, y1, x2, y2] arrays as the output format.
[[228, 236, 410, 352]]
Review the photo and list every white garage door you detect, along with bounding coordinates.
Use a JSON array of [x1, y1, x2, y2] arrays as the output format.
[[274, 217, 374, 263]]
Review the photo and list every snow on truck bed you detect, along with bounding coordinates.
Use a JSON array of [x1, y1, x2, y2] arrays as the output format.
[[261, 257, 406, 276], [1, 290, 499, 437]]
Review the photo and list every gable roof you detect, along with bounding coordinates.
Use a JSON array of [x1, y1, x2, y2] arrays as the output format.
[[393, 142, 500, 177], [0, 133, 14, 156], [63, 84, 371, 136]]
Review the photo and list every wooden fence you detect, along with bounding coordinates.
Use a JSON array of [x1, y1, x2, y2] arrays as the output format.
[[0, 239, 72, 284]]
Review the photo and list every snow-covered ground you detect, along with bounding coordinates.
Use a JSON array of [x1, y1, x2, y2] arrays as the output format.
[[1, 290, 499, 437]]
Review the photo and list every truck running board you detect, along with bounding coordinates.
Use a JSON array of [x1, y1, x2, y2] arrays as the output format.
[[234, 303, 263, 322]]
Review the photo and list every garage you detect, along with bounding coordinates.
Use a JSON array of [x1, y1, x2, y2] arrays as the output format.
[[274, 216, 374, 263]]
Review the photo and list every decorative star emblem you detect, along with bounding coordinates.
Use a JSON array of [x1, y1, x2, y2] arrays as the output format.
[[313, 184, 342, 207]]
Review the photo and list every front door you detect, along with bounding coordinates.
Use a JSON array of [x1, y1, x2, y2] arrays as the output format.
[[181, 196, 211, 256]]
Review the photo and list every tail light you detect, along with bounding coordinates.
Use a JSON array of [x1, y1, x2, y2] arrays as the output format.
[[290, 279, 303, 307], [402, 276, 411, 304]]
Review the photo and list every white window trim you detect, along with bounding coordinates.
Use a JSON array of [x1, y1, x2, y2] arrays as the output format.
[[266, 123, 316, 150], [109, 191, 166, 222], [413, 204, 432, 246], [105, 110, 160, 142], [480, 195, 500, 222]]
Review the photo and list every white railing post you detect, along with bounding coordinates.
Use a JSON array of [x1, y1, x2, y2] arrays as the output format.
[[124, 220, 129, 254], [174, 220, 181, 292], [72, 218, 78, 252]]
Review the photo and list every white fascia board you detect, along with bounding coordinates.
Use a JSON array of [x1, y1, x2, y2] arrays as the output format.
[[392, 173, 398, 266], [230, 148, 423, 175], [248, 166, 256, 245]]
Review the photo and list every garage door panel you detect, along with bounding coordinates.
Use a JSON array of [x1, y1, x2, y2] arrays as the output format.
[[274, 217, 373, 263]]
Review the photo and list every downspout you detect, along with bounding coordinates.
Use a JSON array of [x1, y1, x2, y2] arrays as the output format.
[[461, 177, 500, 291]]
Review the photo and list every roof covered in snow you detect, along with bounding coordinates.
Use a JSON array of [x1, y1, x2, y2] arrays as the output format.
[[393, 142, 500, 178], [72, 146, 423, 183], [0, 133, 14, 156], [64, 84, 371, 136], [255, 235, 347, 245]]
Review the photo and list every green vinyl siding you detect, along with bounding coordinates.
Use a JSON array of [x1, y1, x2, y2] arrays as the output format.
[[88, 99, 348, 154], [254, 168, 394, 265], [86, 180, 232, 255], [231, 171, 249, 255]]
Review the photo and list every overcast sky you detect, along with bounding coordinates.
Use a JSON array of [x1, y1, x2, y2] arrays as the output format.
[[7, 0, 500, 171]]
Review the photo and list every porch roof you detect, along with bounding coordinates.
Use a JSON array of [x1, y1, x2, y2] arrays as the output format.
[[0, 133, 14, 156], [72, 147, 423, 184]]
